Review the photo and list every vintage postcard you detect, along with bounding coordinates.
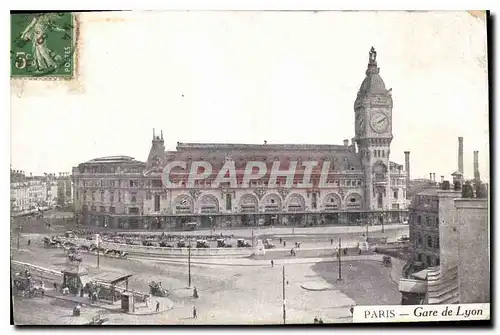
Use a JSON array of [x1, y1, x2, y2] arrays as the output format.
[[10, 10, 490, 326]]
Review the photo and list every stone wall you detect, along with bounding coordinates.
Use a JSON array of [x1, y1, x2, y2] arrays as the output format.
[[455, 198, 490, 303]]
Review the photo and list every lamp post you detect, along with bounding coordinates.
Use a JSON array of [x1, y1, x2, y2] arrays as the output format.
[[337, 237, 342, 281], [381, 213, 385, 233], [282, 265, 286, 324], [16, 219, 23, 250], [96, 233, 100, 269], [188, 241, 192, 288]]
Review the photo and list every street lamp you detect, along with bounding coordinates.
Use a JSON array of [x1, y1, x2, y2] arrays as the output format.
[[337, 237, 343, 281], [188, 240, 192, 288], [282, 265, 287, 324]]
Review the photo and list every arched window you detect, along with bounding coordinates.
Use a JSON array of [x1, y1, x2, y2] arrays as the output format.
[[427, 236, 433, 248], [311, 193, 317, 209], [226, 194, 232, 210]]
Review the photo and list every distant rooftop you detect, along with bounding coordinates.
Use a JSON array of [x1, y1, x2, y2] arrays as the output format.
[[84, 156, 140, 164], [176, 142, 348, 151]]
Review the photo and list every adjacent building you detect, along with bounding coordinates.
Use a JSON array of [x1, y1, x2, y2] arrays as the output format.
[[10, 169, 74, 215], [399, 138, 490, 305], [72, 48, 409, 230]]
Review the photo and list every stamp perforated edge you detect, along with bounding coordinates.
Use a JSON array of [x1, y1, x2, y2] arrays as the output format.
[[10, 13, 80, 81]]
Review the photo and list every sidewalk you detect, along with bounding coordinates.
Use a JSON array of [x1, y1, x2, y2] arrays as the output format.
[[44, 289, 174, 316]]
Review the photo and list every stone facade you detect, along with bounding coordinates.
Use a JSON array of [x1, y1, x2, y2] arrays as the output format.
[[455, 198, 489, 303], [72, 48, 409, 229]]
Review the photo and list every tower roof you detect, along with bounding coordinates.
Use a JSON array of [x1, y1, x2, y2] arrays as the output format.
[[357, 47, 388, 95]]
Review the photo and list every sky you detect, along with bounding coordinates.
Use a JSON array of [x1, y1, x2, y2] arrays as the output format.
[[10, 11, 489, 181]]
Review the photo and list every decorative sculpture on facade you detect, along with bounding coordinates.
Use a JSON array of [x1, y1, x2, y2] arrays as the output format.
[[188, 188, 201, 200], [254, 187, 267, 200], [277, 187, 290, 200]]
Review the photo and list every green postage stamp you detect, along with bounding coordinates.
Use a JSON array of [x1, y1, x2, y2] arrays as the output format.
[[10, 12, 76, 78]]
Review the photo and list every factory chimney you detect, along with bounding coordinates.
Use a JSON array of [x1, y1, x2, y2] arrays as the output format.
[[404, 151, 410, 185], [474, 150, 480, 182], [458, 137, 464, 175]]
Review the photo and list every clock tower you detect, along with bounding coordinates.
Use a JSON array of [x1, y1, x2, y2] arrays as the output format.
[[354, 47, 393, 212]]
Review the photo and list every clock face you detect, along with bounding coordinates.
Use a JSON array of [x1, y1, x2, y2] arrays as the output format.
[[370, 111, 389, 133]]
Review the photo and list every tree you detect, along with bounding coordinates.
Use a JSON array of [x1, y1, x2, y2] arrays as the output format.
[[441, 181, 450, 190]]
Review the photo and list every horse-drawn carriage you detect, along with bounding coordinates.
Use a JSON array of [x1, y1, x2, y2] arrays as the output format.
[[237, 239, 251, 248], [13, 272, 45, 298], [43, 236, 60, 248], [217, 239, 233, 248], [149, 281, 169, 297], [68, 251, 83, 263], [383, 256, 392, 267]]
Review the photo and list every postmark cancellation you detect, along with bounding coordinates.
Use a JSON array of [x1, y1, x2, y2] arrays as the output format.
[[10, 12, 77, 80]]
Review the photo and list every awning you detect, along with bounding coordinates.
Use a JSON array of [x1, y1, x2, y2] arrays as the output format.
[[399, 278, 427, 294]]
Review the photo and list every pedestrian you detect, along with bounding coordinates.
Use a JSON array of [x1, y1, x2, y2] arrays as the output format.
[[330, 239, 333, 245], [314, 317, 319, 324], [155, 301, 160, 312], [279, 237, 282, 244], [271, 260, 274, 267], [27, 239, 31, 246], [283, 241, 286, 247], [193, 306, 197, 319], [53, 282, 57, 291]]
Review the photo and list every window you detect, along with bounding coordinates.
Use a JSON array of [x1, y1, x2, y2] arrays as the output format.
[[129, 207, 139, 214], [417, 253, 422, 262], [226, 194, 232, 210], [91, 192, 96, 202], [417, 235, 423, 246], [109, 206, 115, 214], [393, 189, 398, 199], [346, 180, 351, 187], [110, 193, 114, 203], [377, 193, 382, 208], [100, 206, 106, 213], [426, 255, 432, 266], [436, 257, 440, 266], [417, 215, 421, 224], [382, 150, 385, 157], [435, 237, 440, 248], [146, 192, 152, 200], [312, 193, 317, 209], [131, 196, 137, 203], [427, 236, 433, 248], [129, 180, 134, 187], [154, 195, 160, 212], [357, 180, 362, 186], [101, 192, 104, 202], [152, 179, 162, 188]]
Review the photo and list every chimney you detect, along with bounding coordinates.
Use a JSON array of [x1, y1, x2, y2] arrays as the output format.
[[458, 137, 464, 175], [153, 128, 155, 139], [432, 173, 436, 182], [161, 130, 163, 140], [429, 173, 432, 180], [404, 151, 410, 184], [343, 139, 349, 147], [441, 175, 444, 183], [474, 150, 480, 182]]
